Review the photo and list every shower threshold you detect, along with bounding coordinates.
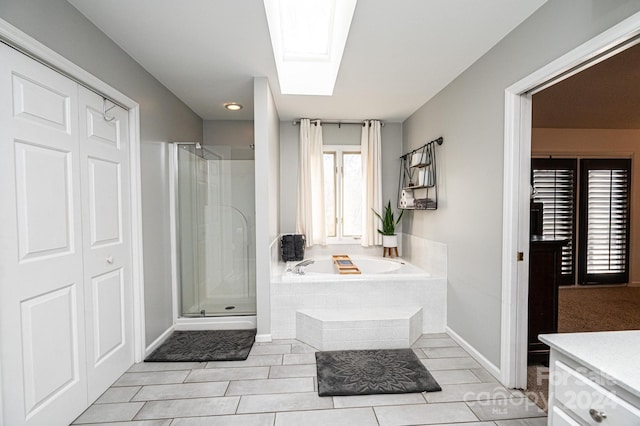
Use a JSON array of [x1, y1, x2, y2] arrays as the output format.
[[175, 314, 257, 331], [181, 311, 256, 318], [182, 299, 256, 317]]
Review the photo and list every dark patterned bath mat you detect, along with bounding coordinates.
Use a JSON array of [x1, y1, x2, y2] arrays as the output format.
[[145, 329, 256, 362], [315, 348, 441, 396]]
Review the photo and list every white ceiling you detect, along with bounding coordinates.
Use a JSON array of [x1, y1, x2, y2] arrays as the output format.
[[68, 0, 546, 122]]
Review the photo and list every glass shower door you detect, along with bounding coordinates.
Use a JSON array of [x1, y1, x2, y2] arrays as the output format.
[[175, 143, 256, 317]]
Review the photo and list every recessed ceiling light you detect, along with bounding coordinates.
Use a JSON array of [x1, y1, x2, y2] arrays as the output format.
[[224, 102, 243, 111], [263, 0, 357, 96]]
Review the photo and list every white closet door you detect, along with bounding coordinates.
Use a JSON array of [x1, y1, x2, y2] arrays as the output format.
[[0, 43, 88, 425], [78, 88, 134, 401]]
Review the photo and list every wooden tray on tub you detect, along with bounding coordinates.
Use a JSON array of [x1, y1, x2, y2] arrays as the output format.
[[332, 255, 361, 274]]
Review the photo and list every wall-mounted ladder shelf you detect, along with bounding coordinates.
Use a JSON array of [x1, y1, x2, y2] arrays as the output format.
[[397, 137, 443, 210]]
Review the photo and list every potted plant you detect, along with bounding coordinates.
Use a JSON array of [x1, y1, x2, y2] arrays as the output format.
[[372, 200, 404, 248]]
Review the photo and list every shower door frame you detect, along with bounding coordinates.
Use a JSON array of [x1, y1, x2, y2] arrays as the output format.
[[169, 142, 257, 329]]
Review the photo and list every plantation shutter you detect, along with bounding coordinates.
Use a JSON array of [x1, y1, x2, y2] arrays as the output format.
[[532, 159, 577, 285], [578, 159, 631, 284]]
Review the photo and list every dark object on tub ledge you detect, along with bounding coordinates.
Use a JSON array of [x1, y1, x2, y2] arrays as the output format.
[[145, 329, 256, 362], [315, 348, 441, 396], [281, 234, 305, 261]]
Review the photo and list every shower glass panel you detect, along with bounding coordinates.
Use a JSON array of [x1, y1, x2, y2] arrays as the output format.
[[175, 143, 256, 317]]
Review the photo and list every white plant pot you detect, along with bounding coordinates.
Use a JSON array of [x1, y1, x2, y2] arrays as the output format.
[[382, 234, 398, 248]]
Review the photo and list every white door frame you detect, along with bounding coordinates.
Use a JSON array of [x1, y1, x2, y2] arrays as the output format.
[[501, 11, 640, 389], [0, 17, 146, 377]]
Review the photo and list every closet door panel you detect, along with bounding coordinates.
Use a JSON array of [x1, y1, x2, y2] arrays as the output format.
[[12, 73, 71, 132], [87, 106, 120, 148], [0, 43, 87, 426], [79, 88, 134, 402], [14, 141, 74, 261], [87, 157, 122, 246], [20, 285, 79, 415], [91, 269, 125, 364]]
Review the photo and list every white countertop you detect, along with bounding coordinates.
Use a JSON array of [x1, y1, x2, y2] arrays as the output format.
[[540, 330, 640, 399]]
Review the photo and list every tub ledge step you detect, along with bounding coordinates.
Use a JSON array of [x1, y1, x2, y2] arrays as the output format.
[[296, 307, 423, 351]]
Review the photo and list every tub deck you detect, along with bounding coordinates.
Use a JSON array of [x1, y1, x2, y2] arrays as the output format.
[[271, 257, 446, 340]]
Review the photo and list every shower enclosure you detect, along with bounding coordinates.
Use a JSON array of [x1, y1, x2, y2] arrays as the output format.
[[173, 142, 256, 317]]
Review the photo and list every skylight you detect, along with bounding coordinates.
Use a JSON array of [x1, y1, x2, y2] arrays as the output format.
[[263, 0, 357, 96]]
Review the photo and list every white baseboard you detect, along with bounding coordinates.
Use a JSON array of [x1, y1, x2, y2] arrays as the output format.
[[446, 326, 501, 382], [145, 326, 174, 357], [255, 334, 272, 343]]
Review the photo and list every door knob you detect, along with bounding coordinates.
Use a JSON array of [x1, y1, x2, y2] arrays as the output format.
[[106, 256, 114, 264], [589, 408, 606, 423]]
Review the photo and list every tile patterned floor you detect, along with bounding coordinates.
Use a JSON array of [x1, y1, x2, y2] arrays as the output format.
[[73, 334, 547, 425]]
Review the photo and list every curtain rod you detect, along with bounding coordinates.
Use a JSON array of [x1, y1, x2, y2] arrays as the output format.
[[292, 119, 385, 127]]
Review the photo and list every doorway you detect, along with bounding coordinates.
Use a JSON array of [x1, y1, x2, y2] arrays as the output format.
[[524, 42, 640, 407], [501, 12, 640, 391]]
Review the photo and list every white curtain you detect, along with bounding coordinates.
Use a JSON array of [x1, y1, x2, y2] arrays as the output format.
[[361, 120, 383, 246], [296, 119, 327, 246]]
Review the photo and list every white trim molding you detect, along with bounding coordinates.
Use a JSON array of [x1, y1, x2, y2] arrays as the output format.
[[501, 11, 640, 389], [145, 326, 174, 357], [446, 327, 500, 380]]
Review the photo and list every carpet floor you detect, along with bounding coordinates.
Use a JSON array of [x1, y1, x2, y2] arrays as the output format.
[[145, 329, 256, 362], [527, 285, 640, 411], [557, 286, 640, 332], [315, 348, 441, 397]]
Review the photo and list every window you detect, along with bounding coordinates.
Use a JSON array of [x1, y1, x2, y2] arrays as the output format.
[[578, 159, 631, 284], [532, 159, 577, 285], [323, 146, 362, 241], [532, 157, 631, 285]]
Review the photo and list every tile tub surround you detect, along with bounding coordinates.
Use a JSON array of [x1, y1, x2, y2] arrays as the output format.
[[271, 265, 446, 340], [401, 234, 447, 278], [74, 334, 547, 425], [296, 307, 423, 350]]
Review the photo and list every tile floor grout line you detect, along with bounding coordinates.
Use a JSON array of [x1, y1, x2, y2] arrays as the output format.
[[233, 394, 241, 416], [463, 400, 483, 423], [130, 400, 149, 423], [128, 385, 143, 403], [370, 405, 382, 425]]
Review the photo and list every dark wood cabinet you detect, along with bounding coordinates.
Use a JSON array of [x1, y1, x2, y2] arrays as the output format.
[[528, 236, 568, 365]]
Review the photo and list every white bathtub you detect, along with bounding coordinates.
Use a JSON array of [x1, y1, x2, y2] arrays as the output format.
[[271, 255, 446, 340], [279, 255, 428, 281]]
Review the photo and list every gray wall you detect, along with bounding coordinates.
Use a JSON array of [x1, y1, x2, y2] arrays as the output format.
[[402, 0, 640, 366], [203, 120, 255, 156], [0, 0, 204, 346], [279, 122, 403, 233]]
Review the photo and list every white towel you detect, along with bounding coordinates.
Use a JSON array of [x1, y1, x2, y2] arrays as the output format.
[[401, 189, 415, 199], [400, 193, 414, 208]]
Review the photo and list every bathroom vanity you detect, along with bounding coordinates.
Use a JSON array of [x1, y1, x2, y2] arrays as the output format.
[[540, 331, 640, 425]]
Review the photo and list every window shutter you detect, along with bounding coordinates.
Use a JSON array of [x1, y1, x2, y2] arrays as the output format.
[[579, 159, 631, 284], [532, 159, 577, 285]]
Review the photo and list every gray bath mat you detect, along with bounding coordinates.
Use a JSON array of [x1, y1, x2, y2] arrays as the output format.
[[145, 329, 256, 362], [315, 348, 441, 396]]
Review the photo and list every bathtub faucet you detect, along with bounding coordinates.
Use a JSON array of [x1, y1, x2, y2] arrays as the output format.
[[293, 259, 314, 275]]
